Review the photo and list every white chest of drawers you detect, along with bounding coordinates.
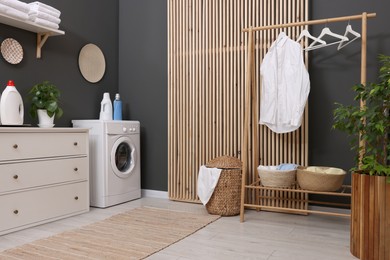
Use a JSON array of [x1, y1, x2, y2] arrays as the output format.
[[0, 127, 89, 235]]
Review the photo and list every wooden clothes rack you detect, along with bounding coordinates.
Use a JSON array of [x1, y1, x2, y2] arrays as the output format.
[[240, 12, 376, 222]]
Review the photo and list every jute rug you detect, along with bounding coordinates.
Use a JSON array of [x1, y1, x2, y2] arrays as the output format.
[[0, 207, 220, 260]]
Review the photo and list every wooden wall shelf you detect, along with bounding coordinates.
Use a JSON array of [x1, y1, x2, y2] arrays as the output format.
[[0, 13, 65, 58]]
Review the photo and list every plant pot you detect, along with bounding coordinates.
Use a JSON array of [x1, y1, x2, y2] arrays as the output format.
[[37, 109, 55, 128], [351, 173, 390, 260]]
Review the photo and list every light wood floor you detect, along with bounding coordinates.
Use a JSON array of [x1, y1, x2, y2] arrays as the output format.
[[0, 197, 355, 259]]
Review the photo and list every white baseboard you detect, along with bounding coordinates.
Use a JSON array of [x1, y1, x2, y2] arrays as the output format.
[[141, 189, 169, 199]]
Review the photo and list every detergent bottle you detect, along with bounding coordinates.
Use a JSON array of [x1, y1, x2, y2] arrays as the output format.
[[0, 80, 24, 125], [113, 93, 122, 120], [99, 92, 113, 120]]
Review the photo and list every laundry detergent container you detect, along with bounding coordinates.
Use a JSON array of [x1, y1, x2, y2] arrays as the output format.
[[205, 156, 242, 216]]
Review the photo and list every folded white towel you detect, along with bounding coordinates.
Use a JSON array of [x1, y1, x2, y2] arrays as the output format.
[[28, 1, 60, 18], [0, 3, 28, 20], [33, 17, 59, 29], [29, 1, 59, 14], [28, 10, 60, 24], [0, 0, 29, 13], [197, 165, 222, 205], [257, 165, 279, 171]]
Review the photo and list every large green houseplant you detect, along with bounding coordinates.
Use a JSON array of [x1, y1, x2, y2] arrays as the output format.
[[333, 54, 390, 260], [28, 81, 63, 126], [333, 54, 390, 178]]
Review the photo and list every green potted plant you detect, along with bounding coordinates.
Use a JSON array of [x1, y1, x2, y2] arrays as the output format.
[[28, 81, 63, 127], [333, 54, 390, 260]]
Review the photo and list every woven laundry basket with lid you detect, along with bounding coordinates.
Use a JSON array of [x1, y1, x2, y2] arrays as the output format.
[[205, 155, 242, 216]]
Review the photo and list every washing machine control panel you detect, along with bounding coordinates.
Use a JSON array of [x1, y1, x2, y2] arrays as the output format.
[[105, 121, 140, 135], [122, 126, 138, 133], [123, 126, 139, 133]]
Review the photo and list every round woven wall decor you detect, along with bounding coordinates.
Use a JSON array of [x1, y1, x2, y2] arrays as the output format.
[[1, 38, 23, 65], [78, 43, 106, 83]]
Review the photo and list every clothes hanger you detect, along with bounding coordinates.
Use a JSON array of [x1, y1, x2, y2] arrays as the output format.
[[307, 26, 349, 50], [275, 31, 287, 45], [337, 24, 361, 50], [296, 29, 326, 50]]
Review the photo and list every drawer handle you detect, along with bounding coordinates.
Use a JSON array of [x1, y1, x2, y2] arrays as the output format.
[[13, 174, 18, 180], [13, 144, 18, 149], [74, 196, 79, 200], [74, 167, 78, 172], [14, 210, 19, 215], [73, 142, 78, 146]]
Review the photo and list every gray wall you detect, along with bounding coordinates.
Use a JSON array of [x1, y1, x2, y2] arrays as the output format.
[[309, 1, 390, 184], [0, 0, 119, 126], [2, 1, 388, 193], [118, 0, 167, 191], [118, 1, 390, 193]]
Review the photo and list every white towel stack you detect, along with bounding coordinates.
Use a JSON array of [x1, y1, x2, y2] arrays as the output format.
[[28, 1, 61, 30], [0, 0, 30, 21]]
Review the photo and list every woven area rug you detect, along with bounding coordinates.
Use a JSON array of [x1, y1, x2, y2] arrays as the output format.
[[0, 207, 220, 260]]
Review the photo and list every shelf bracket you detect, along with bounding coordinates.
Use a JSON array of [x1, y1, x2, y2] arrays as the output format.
[[36, 33, 51, 59]]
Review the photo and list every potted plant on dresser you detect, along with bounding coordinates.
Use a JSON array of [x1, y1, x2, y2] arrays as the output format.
[[333, 54, 390, 260], [28, 81, 63, 128]]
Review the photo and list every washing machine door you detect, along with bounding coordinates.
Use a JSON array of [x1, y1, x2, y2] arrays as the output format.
[[110, 136, 137, 178]]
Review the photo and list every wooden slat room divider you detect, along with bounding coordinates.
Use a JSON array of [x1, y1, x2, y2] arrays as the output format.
[[168, 0, 309, 203]]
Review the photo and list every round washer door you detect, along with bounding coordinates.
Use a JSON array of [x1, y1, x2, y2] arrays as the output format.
[[110, 136, 137, 178]]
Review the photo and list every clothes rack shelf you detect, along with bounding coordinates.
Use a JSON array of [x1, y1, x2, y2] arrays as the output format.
[[0, 12, 64, 58], [245, 180, 351, 218]]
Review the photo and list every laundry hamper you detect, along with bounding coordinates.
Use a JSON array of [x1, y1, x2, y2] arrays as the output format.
[[205, 156, 242, 216]]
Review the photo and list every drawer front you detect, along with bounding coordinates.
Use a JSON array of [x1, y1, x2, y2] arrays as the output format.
[[0, 157, 88, 194], [0, 132, 87, 161], [0, 181, 89, 233]]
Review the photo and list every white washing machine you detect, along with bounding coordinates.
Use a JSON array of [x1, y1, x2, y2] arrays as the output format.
[[72, 120, 141, 208]]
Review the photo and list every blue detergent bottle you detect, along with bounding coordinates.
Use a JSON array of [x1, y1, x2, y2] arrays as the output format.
[[113, 93, 122, 120]]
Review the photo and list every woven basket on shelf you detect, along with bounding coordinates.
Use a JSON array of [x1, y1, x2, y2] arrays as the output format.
[[205, 155, 242, 216], [257, 167, 296, 188], [297, 166, 346, 192]]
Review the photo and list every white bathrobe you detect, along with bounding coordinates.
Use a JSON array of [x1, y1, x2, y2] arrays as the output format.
[[259, 32, 310, 134]]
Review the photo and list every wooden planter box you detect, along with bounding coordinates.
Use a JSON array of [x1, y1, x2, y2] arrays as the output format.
[[351, 174, 390, 260]]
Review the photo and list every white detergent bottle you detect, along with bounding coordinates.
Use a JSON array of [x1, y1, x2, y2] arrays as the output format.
[[99, 92, 113, 120], [0, 80, 24, 125]]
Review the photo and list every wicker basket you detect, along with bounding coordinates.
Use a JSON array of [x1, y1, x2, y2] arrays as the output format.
[[297, 166, 346, 191], [257, 166, 296, 188], [205, 155, 242, 216]]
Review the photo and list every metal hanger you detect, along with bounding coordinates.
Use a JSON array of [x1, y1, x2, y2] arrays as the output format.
[[337, 24, 361, 50]]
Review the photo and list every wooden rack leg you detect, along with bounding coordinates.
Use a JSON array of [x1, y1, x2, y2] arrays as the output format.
[[240, 29, 254, 222]]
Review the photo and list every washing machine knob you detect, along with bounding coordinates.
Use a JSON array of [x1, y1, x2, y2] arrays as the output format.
[[123, 127, 127, 133]]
